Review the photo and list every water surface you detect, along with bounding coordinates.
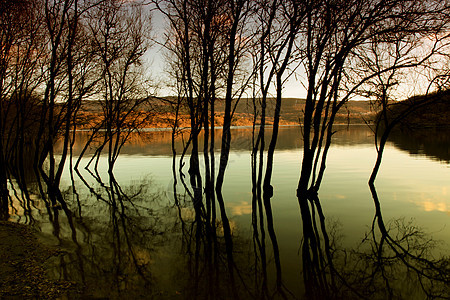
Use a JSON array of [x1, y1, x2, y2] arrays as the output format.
[[9, 125, 449, 299]]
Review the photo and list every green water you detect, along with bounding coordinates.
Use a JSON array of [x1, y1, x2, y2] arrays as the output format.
[[9, 125, 449, 299]]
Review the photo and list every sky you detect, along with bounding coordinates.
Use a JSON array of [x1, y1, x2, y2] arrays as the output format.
[[143, 6, 439, 101], [143, 8, 310, 99]]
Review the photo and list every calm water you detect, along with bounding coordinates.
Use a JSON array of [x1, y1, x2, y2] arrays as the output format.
[[9, 125, 450, 299]]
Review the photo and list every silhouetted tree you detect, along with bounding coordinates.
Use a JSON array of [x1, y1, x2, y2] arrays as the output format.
[[355, 36, 450, 185], [0, 0, 45, 218], [286, 0, 450, 265], [249, 0, 306, 294], [156, 1, 254, 268], [81, 0, 152, 173], [155, 0, 227, 232]]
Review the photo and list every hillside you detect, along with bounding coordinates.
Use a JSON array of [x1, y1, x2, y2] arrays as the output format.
[[385, 89, 450, 128], [222, 98, 376, 126], [77, 98, 377, 129]]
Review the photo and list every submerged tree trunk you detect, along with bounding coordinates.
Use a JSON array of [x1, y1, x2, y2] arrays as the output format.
[[0, 146, 9, 220]]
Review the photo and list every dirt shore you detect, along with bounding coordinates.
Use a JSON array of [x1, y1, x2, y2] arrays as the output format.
[[0, 221, 79, 299]]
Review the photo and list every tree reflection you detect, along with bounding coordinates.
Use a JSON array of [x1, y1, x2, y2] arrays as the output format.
[[173, 207, 240, 299], [388, 127, 450, 163], [251, 139, 291, 299], [296, 190, 450, 299], [364, 171, 450, 298], [5, 130, 449, 299], [172, 137, 239, 298], [36, 171, 171, 298], [360, 191, 449, 298]]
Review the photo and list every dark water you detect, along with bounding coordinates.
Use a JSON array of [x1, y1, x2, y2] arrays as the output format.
[[8, 125, 450, 299]]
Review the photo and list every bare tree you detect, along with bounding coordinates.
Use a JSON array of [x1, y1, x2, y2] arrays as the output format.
[[282, 0, 450, 268], [155, 1, 255, 287], [0, 0, 153, 217], [156, 0, 253, 241], [0, 0, 47, 218], [248, 0, 306, 294], [350, 32, 450, 187], [80, 0, 152, 174], [27, 0, 107, 210], [156, 0, 226, 230]]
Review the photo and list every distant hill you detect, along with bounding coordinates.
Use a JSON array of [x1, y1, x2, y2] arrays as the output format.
[[78, 97, 378, 129], [208, 98, 376, 126], [73, 91, 449, 130], [385, 89, 450, 128]]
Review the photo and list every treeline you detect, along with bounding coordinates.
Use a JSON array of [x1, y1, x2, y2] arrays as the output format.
[[152, 2, 450, 297], [0, 0, 153, 217], [382, 89, 450, 129]]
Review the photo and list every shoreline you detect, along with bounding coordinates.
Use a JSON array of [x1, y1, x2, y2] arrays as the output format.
[[0, 221, 79, 299]]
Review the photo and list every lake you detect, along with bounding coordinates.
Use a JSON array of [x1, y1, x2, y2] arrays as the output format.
[[8, 125, 450, 299]]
